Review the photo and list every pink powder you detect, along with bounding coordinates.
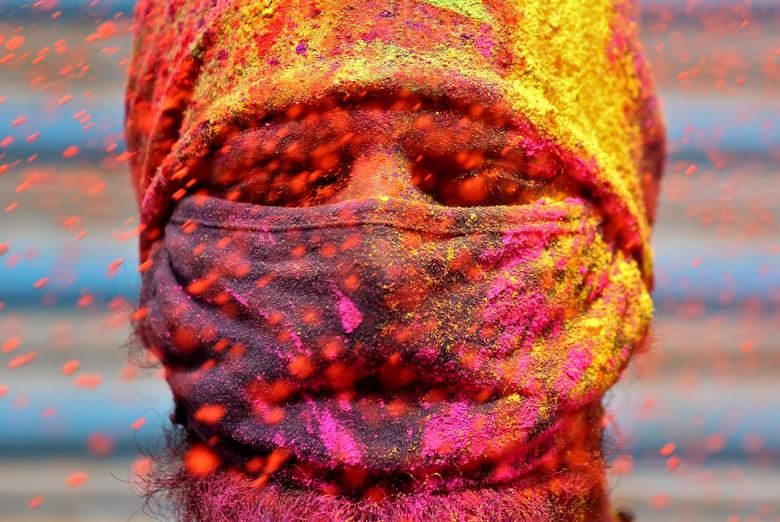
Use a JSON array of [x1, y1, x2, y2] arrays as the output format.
[[331, 286, 363, 333], [420, 401, 471, 460], [556, 345, 594, 396], [226, 287, 248, 307], [476, 29, 495, 59], [316, 404, 364, 466]]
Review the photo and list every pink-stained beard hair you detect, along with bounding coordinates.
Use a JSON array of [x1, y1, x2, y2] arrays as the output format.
[[129, 403, 628, 521], [136, 429, 613, 522]]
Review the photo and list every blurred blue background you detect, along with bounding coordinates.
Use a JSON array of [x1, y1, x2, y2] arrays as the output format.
[[0, 0, 778, 520]]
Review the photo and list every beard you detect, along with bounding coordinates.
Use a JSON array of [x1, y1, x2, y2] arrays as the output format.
[[137, 429, 611, 522]]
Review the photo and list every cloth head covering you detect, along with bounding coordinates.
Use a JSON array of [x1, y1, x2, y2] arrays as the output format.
[[126, 0, 664, 275], [125, 0, 664, 519]]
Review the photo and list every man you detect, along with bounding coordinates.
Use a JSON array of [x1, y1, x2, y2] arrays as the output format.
[[125, 0, 664, 520]]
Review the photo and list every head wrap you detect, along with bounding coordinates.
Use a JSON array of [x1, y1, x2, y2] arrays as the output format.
[[126, 0, 664, 273], [126, 0, 664, 519]]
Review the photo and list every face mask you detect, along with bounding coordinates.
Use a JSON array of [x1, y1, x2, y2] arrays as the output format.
[[137, 192, 652, 495]]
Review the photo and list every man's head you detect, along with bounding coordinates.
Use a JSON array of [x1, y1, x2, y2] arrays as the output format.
[[126, 1, 664, 520]]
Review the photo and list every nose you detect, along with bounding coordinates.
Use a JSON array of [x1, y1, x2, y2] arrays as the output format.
[[327, 146, 435, 204]]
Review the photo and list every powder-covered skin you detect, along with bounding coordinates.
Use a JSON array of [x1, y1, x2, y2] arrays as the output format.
[[125, 0, 665, 520]]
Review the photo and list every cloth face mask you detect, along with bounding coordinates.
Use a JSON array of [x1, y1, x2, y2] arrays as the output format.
[[137, 192, 652, 496]]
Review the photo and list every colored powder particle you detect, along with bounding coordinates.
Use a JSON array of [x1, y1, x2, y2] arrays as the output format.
[[193, 404, 227, 424], [73, 373, 102, 388], [65, 471, 87, 487], [133, 457, 153, 477], [131, 307, 150, 320], [87, 433, 115, 456], [97, 22, 116, 39], [184, 444, 220, 477], [107, 257, 124, 276], [288, 355, 315, 379], [62, 145, 79, 158], [8, 352, 37, 369], [131, 417, 147, 430], [2, 336, 20, 352], [264, 447, 291, 474], [650, 494, 669, 508], [6, 36, 24, 51], [61, 359, 80, 375], [115, 150, 134, 162]]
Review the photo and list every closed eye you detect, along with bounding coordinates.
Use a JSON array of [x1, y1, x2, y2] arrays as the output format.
[[201, 124, 354, 207], [410, 150, 576, 207], [189, 93, 579, 207]]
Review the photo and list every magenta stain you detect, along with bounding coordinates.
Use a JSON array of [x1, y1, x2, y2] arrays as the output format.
[[420, 401, 470, 459], [476, 33, 495, 59], [226, 287, 248, 307], [331, 286, 363, 333], [316, 405, 363, 465], [556, 345, 594, 395]]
